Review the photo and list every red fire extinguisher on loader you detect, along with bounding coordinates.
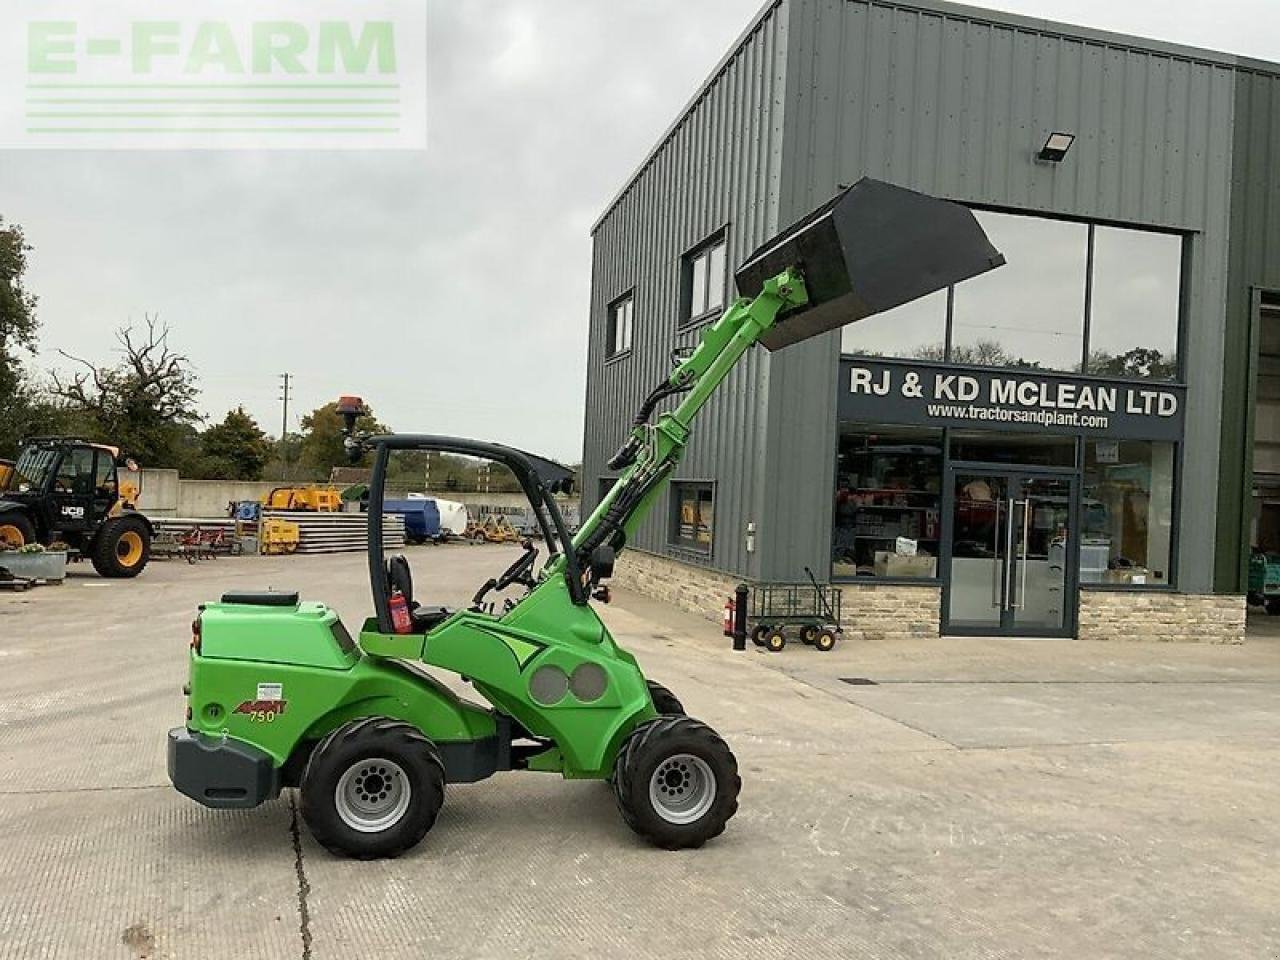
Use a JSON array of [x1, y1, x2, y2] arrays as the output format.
[[389, 589, 413, 635]]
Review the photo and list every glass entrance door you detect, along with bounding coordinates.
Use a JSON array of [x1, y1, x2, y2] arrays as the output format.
[[943, 469, 1078, 636]]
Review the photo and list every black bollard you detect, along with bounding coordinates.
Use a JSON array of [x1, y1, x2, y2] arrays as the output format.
[[732, 583, 749, 651]]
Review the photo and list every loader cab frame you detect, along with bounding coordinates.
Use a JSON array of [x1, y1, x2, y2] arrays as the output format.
[[361, 435, 583, 634]]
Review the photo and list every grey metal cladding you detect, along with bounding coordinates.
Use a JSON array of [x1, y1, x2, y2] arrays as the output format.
[[587, 0, 1256, 593], [581, 0, 791, 578], [764, 0, 1239, 592]]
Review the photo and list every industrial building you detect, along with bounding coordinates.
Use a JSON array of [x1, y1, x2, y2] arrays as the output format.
[[582, 0, 1280, 642]]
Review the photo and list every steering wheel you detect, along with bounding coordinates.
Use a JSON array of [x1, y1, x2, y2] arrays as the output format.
[[496, 540, 539, 590], [472, 540, 539, 610]]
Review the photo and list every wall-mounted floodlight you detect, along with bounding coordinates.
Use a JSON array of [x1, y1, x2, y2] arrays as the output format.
[[1037, 132, 1076, 163]]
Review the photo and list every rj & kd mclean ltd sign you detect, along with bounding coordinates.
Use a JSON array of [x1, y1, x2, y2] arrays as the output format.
[[837, 358, 1186, 442]]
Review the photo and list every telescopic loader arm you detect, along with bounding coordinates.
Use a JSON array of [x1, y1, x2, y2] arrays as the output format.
[[569, 177, 1006, 579]]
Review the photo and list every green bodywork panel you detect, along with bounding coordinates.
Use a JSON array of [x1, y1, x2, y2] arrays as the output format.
[[181, 270, 811, 783], [186, 584, 653, 778]]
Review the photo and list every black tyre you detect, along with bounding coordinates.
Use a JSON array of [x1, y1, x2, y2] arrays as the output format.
[[1247, 591, 1263, 607], [813, 629, 838, 652], [91, 515, 151, 578], [646, 680, 686, 716], [1267, 598, 1280, 617], [612, 716, 740, 850], [764, 629, 787, 653], [750, 624, 771, 648], [0, 512, 36, 550], [800, 624, 819, 645], [301, 717, 445, 860]]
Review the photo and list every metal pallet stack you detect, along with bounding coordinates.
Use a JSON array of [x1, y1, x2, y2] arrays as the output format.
[[263, 511, 405, 554]]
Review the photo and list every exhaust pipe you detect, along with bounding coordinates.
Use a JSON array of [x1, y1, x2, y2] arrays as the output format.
[[735, 178, 1005, 352]]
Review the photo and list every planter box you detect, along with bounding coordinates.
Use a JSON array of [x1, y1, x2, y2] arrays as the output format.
[[0, 550, 68, 582]]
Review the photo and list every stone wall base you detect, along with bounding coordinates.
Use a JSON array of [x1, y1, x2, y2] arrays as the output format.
[[1078, 591, 1245, 644], [613, 551, 1247, 644], [836, 583, 943, 642], [613, 551, 742, 623]]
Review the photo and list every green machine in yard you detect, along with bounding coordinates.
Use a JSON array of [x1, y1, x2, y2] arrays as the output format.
[[168, 179, 1005, 858]]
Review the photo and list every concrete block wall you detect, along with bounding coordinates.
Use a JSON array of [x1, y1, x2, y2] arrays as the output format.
[[1078, 592, 1246, 644]]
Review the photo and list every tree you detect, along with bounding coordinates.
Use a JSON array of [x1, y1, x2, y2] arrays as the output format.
[[299, 402, 389, 479], [0, 218, 41, 458], [1088, 347, 1177, 381], [198, 407, 272, 481], [49, 316, 203, 468]]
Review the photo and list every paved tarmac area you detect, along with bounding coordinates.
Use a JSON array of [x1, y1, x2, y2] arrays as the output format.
[[1, 545, 1277, 959]]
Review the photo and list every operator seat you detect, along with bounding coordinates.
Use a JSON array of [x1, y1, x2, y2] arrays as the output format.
[[386, 555, 451, 633]]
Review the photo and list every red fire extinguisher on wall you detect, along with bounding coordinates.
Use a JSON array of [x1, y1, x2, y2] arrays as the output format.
[[389, 589, 413, 635], [723, 597, 735, 638]]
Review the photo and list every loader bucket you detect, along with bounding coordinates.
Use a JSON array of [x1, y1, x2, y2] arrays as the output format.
[[735, 178, 1005, 351]]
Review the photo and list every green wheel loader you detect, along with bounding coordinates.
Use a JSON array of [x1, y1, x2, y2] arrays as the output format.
[[167, 179, 1004, 858]]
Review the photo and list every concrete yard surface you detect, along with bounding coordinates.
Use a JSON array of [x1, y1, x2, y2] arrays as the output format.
[[1, 546, 1277, 959]]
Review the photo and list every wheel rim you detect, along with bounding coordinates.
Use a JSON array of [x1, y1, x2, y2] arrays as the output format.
[[335, 758, 412, 833], [648, 754, 716, 825], [0, 524, 26, 549], [117, 530, 144, 567]]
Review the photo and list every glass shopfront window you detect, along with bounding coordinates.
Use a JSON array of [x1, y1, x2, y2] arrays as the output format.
[[1081, 440, 1175, 586], [833, 424, 942, 580], [1086, 227, 1182, 380], [838, 209, 1185, 382], [950, 431, 1078, 469], [951, 212, 1089, 372], [840, 288, 948, 360]]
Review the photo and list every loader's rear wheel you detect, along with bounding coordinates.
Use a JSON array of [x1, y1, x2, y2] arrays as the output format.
[[91, 515, 151, 578], [0, 513, 35, 550], [813, 629, 838, 652], [646, 680, 685, 716], [301, 718, 444, 860], [612, 716, 739, 850], [764, 629, 787, 653], [750, 624, 771, 648]]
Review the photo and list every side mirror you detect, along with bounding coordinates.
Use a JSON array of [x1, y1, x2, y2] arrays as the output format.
[[590, 545, 616, 581]]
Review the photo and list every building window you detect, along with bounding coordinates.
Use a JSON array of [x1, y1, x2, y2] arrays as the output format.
[[833, 424, 943, 580], [1081, 440, 1175, 586], [841, 288, 948, 360], [671, 481, 715, 553], [951, 212, 1089, 372], [839, 209, 1184, 381], [607, 294, 633, 359], [1086, 227, 1182, 380], [682, 233, 727, 325]]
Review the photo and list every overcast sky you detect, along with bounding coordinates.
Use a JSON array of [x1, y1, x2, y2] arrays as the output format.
[[3, 0, 1276, 463]]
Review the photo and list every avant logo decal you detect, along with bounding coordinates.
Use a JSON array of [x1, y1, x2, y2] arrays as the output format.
[[234, 699, 288, 721]]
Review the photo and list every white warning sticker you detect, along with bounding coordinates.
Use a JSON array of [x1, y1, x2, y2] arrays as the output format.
[[257, 683, 284, 702]]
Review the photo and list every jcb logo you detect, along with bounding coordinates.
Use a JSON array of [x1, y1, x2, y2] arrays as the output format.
[[61, 505, 85, 519]]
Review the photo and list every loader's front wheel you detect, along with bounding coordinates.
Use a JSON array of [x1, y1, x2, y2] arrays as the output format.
[[301, 718, 445, 860], [612, 717, 739, 850]]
